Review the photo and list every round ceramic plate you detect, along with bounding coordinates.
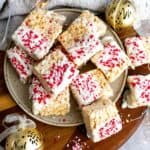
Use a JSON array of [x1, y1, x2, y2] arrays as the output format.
[[4, 8, 127, 127]]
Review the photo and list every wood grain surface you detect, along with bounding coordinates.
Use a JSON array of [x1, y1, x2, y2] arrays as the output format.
[[0, 26, 148, 150]]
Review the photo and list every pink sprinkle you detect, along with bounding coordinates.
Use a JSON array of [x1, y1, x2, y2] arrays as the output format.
[[99, 118, 122, 139], [89, 34, 94, 39], [72, 141, 82, 150]]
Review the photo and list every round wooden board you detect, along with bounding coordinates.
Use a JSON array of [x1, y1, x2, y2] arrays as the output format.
[[4, 8, 127, 126]]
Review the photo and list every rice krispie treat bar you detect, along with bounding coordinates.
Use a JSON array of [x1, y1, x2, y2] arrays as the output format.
[[91, 36, 131, 82], [7, 46, 33, 83], [58, 10, 106, 67], [124, 36, 150, 68], [124, 74, 150, 108], [12, 9, 66, 60], [33, 47, 79, 95], [70, 69, 113, 107], [82, 97, 122, 142], [29, 77, 70, 116]]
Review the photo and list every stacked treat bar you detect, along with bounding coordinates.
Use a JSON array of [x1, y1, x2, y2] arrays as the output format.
[[122, 36, 150, 108], [82, 97, 122, 142], [125, 75, 150, 108], [91, 36, 131, 82], [7, 9, 150, 143], [7, 8, 66, 84], [12, 9, 66, 60], [58, 10, 106, 67], [70, 69, 113, 107], [124, 36, 150, 69], [29, 77, 70, 116]]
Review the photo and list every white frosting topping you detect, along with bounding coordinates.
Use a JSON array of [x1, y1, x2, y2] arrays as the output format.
[[7, 46, 32, 83], [97, 42, 127, 70], [88, 115, 122, 142], [41, 51, 79, 95], [68, 34, 103, 66], [128, 75, 150, 106], [71, 72, 102, 107], [12, 26, 52, 60], [125, 36, 150, 67], [29, 77, 55, 115]]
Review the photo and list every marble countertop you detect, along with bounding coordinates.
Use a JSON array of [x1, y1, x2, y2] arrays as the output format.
[[120, 111, 150, 150]]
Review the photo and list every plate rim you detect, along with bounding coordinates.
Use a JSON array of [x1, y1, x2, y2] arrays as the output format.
[[3, 8, 128, 127]]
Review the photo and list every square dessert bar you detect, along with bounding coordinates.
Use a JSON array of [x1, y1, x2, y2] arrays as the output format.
[[7, 46, 33, 83], [91, 36, 131, 82], [33, 47, 79, 95], [70, 69, 113, 107], [58, 10, 106, 67], [82, 97, 122, 142], [12, 9, 66, 60], [124, 36, 150, 68], [29, 77, 70, 116], [125, 74, 150, 108]]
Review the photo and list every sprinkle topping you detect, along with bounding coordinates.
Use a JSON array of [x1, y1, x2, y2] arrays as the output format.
[[23, 9, 64, 38], [31, 77, 52, 104], [129, 76, 150, 102], [42, 60, 78, 92], [11, 57, 27, 76], [71, 73, 102, 103], [125, 37, 149, 67], [99, 117, 122, 139], [98, 43, 125, 69], [69, 34, 101, 65], [7, 46, 32, 83], [17, 27, 49, 55]]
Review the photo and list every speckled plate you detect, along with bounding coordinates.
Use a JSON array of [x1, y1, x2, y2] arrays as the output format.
[[4, 8, 127, 127]]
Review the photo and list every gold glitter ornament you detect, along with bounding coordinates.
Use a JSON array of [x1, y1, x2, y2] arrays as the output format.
[[5, 128, 43, 150], [106, 0, 136, 31], [0, 114, 44, 150]]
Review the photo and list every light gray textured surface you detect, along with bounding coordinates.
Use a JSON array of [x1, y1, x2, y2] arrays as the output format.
[[0, 0, 110, 19], [0, 0, 150, 149], [120, 110, 150, 150]]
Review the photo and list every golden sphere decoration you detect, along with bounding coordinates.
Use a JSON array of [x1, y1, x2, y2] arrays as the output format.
[[106, 0, 136, 31], [5, 128, 43, 150]]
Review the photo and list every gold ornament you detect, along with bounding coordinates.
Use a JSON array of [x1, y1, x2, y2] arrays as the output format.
[[0, 114, 44, 150], [106, 0, 136, 31], [5, 128, 43, 150]]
